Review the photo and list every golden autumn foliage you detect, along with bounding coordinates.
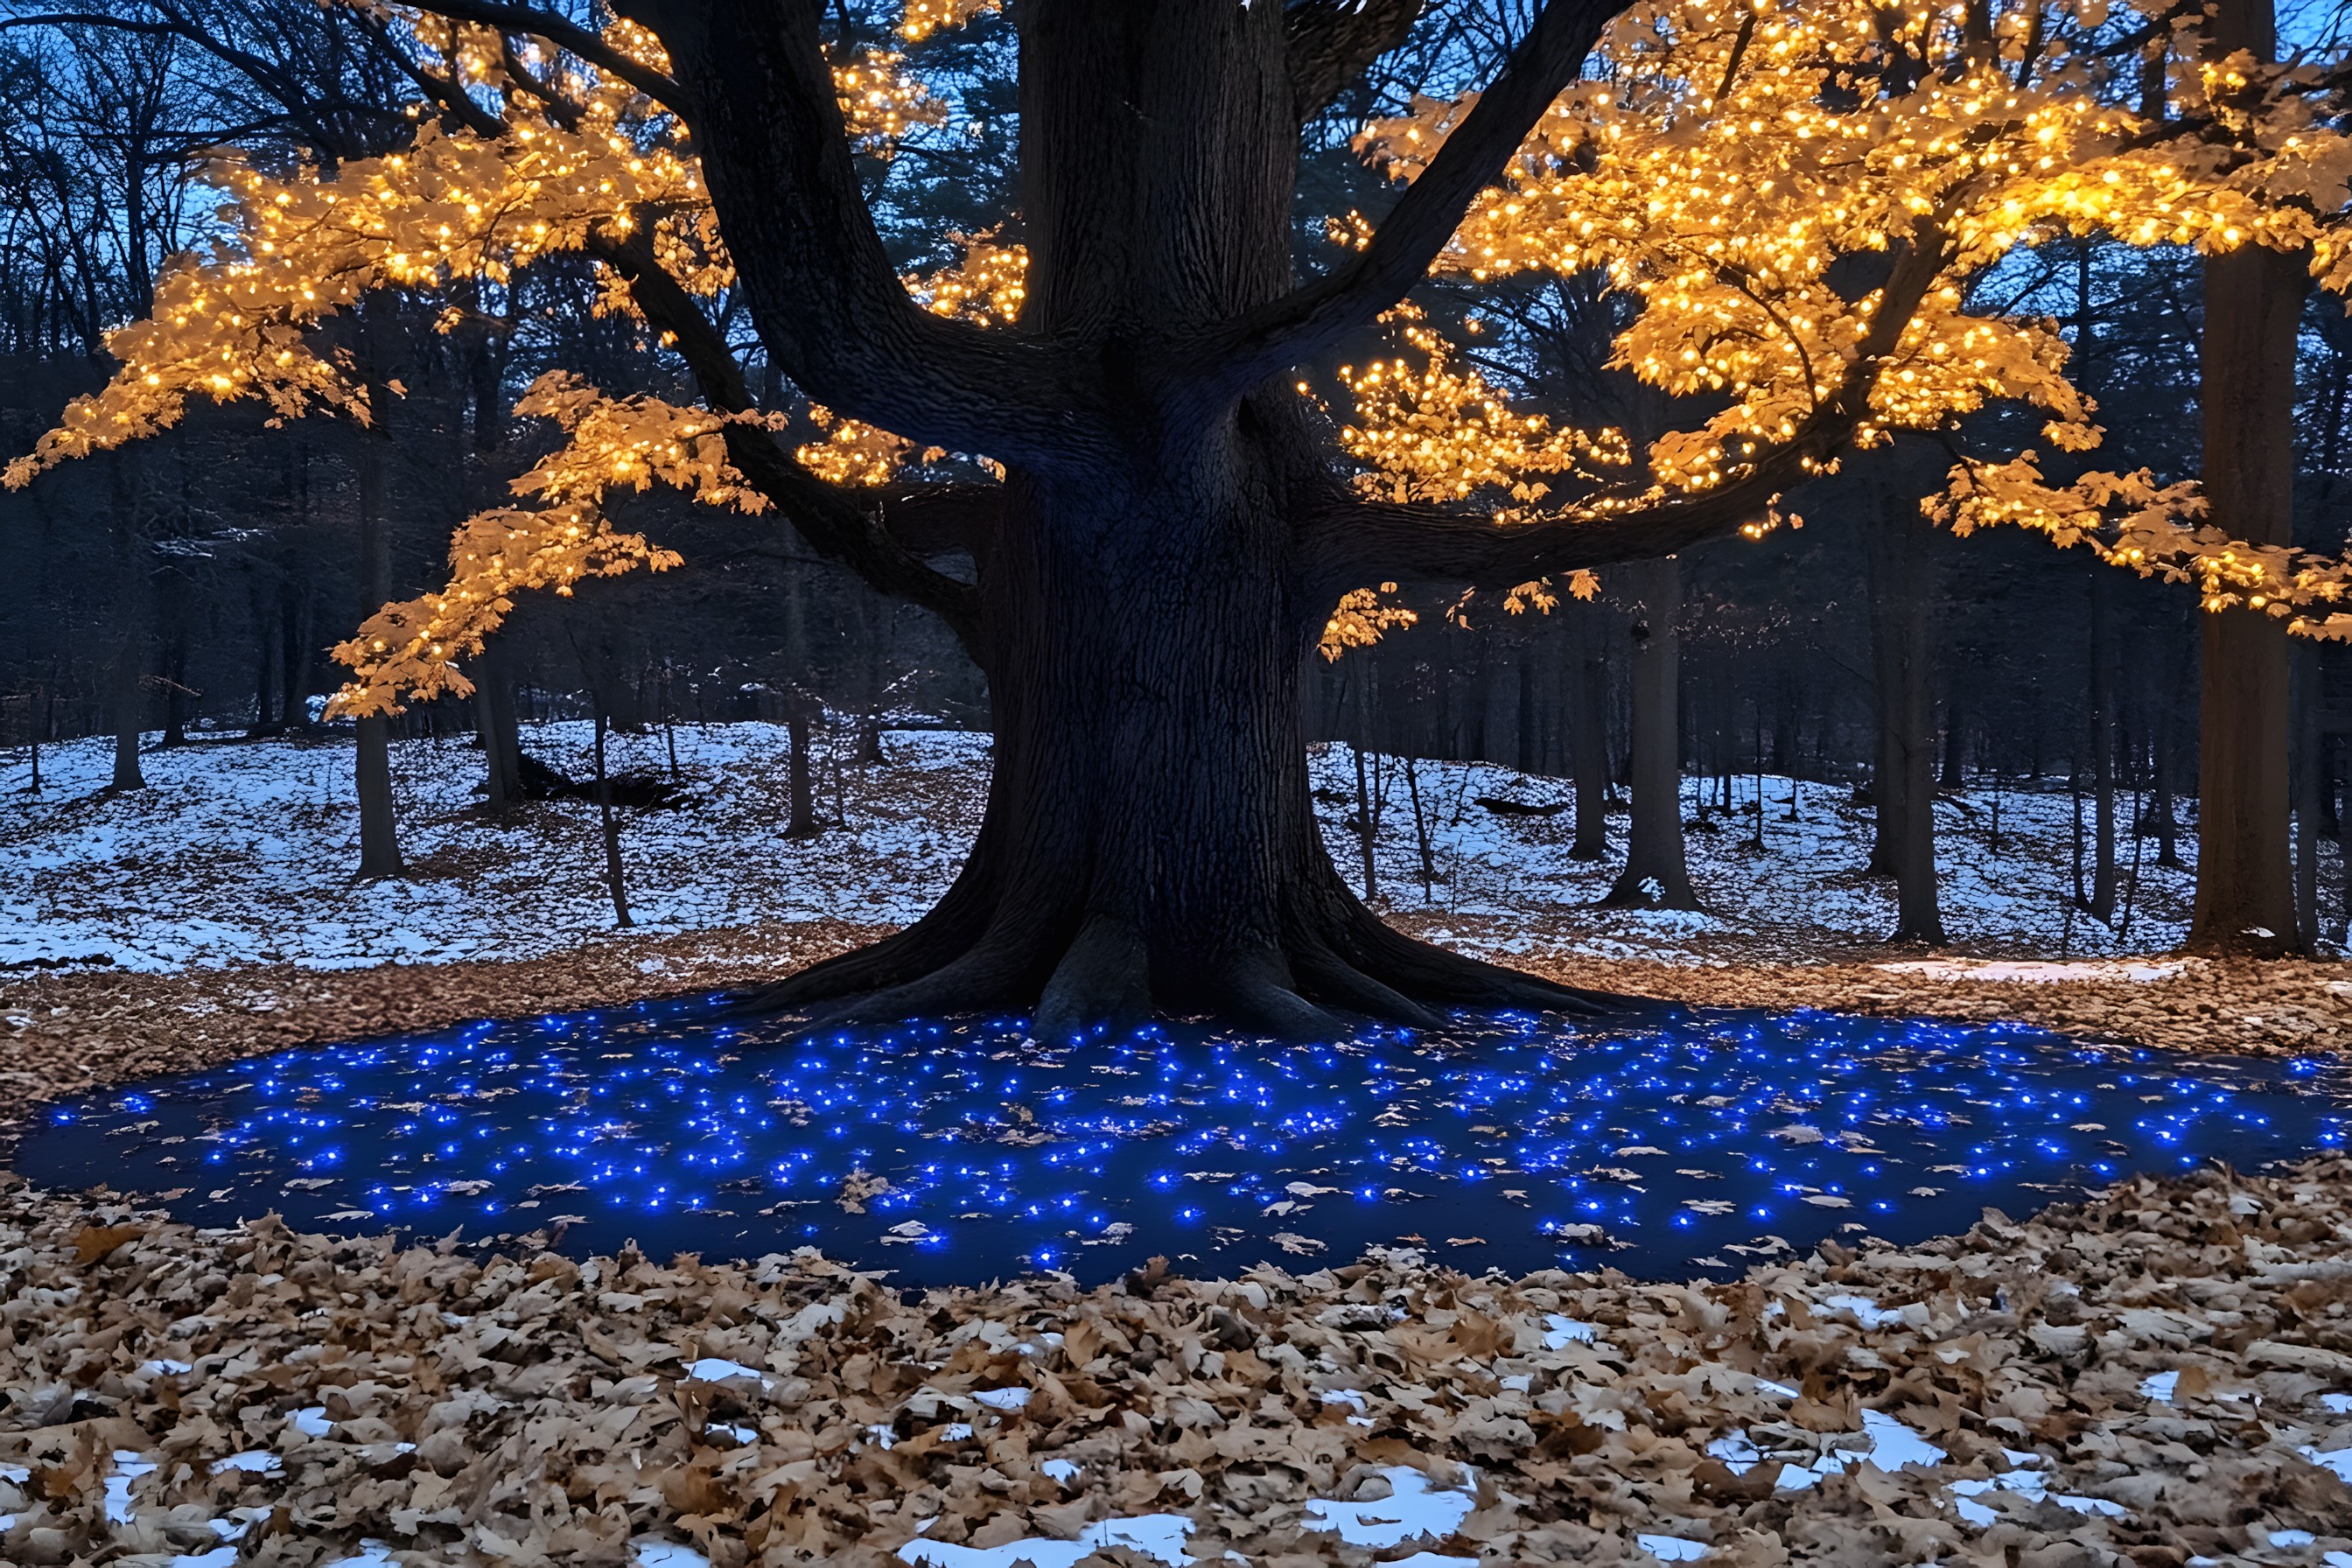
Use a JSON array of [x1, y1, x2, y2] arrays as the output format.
[[5, 0, 2350, 704], [1334, 0, 2352, 633]]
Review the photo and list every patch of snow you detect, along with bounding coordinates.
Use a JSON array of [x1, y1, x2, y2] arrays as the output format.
[[636, 1544, 713, 1568], [1875, 959, 2191, 984], [1950, 1470, 2129, 1528], [1305, 1465, 1476, 1549], [138, 1357, 194, 1376], [105, 1450, 158, 1522], [210, 1450, 282, 1474], [2139, 1370, 2179, 1403], [2320, 1392, 2352, 1413], [1543, 1313, 1598, 1348], [704, 1423, 758, 1445], [969, 1386, 1031, 1410], [1858, 1410, 1948, 1472], [2269, 1530, 2317, 1548], [318, 1544, 401, 1568], [2300, 1444, 2352, 1483], [896, 1513, 1194, 1568], [685, 1357, 771, 1387], [169, 1551, 239, 1568], [1731, 1410, 1948, 1493], [1039, 1459, 1080, 1484], [1706, 1433, 1761, 1474], [1639, 1536, 1709, 1563], [1820, 1293, 1905, 1330], [290, 1406, 332, 1437], [0, 729, 2230, 973]]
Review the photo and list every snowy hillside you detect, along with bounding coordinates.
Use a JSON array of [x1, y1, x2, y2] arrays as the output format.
[[0, 719, 2241, 973]]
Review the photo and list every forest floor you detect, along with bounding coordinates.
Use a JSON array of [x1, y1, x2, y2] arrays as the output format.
[[4, 724, 2352, 1566], [2, 1151, 2349, 1567]]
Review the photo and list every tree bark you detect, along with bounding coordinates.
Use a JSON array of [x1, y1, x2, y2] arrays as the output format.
[[1602, 556, 1698, 908], [1866, 547, 1903, 878], [107, 459, 147, 791], [2088, 569, 2118, 922], [354, 305, 404, 880], [1567, 604, 1611, 859], [2293, 640, 2321, 948], [785, 695, 822, 838], [475, 640, 522, 809], [1867, 474, 1943, 942], [593, 708, 634, 928], [2187, 0, 2308, 954]]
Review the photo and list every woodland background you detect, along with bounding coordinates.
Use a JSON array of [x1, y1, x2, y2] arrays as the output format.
[[4, 0, 2351, 942]]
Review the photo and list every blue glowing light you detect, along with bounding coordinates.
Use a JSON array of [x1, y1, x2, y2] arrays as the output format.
[[15, 1003, 2349, 1285]]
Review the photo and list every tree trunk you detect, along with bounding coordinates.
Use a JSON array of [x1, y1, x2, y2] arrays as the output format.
[[742, 433, 1614, 1035], [1868, 473, 1942, 942], [107, 461, 147, 791], [248, 579, 278, 736], [161, 626, 191, 748], [2293, 640, 2321, 948], [593, 709, 634, 928], [1567, 606, 1611, 859], [1866, 544, 1904, 878], [1939, 688, 1965, 790], [1515, 643, 1543, 776], [2088, 569, 2118, 922], [785, 697, 822, 837], [475, 641, 522, 809], [2153, 691, 2183, 868], [354, 307, 403, 879], [2187, 0, 2308, 954], [1603, 556, 1698, 908]]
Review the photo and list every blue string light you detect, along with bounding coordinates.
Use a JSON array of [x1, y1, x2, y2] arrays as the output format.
[[16, 1002, 2349, 1284]]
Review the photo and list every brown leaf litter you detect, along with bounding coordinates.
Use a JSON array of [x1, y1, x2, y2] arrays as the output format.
[[0, 1156, 2348, 1565]]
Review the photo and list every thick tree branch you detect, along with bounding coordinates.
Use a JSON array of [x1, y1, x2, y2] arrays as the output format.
[[614, 0, 1110, 473], [1202, 0, 1631, 394], [1304, 231, 1953, 596], [1284, 0, 1425, 122], [590, 231, 993, 661]]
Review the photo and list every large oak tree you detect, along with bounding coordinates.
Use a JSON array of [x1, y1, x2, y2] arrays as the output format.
[[12, 0, 2348, 1025]]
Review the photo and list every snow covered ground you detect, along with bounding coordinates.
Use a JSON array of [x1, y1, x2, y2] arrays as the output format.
[[0, 718, 2273, 973]]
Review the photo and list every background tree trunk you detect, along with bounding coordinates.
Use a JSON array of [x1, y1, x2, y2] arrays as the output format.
[[2188, 0, 2307, 953], [2088, 569, 2118, 922], [2294, 640, 2321, 947], [353, 308, 403, 880], [592, 707, 633, 928], [1869, 475, 1943, 942], [786, 693, 823, 838], [474, 640, 522, 809], [1603, 556, 1698, 908], [1866, 545, 1904, 878], [106, 459, 146, 790], [1567, 605, 1611, 859]]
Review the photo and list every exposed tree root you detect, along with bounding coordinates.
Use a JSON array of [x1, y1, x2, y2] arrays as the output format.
[[725, 855, 1639, 1040]]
